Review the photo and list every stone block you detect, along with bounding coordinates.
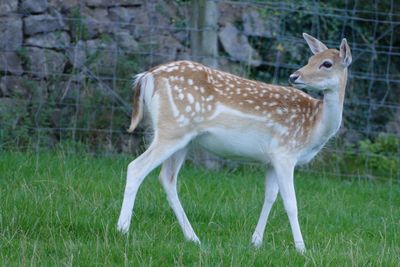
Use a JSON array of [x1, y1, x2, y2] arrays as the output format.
[[0, 16, 23, 51], [0, 52, 23, 75], [219, 23, 261, 66], [0, 0, 18, 16], [26, 31, 71, 49], [24, 12, 67, 35], [115, 31, 139, 53], [242, 9, 279, 38], [108, 6, 137, 23], [26, 47, 67, 78], [0, 76, 28, 97], [70, 7, 111, 40], [20, 0, 48, 13], [49, 0, 80, 11]]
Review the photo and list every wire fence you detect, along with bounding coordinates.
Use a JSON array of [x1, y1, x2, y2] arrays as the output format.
[[0, 0, 399, 180]]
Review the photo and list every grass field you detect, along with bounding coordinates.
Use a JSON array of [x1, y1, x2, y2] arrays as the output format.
[[1, 150, 399, 266]]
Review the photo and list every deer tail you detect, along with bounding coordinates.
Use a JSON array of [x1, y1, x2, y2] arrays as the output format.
[[127, 73, 147, 133]]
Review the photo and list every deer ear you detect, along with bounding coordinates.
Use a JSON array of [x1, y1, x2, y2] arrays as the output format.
[[303, 33, 328, 54], [340, 38, 352, 67]]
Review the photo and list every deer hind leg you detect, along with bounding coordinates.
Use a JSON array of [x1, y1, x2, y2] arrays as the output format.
[[273, 157, 306, 253], [117, 134, 193, 234], [159, 148, 200, 243], [251, 168, 279, 247]]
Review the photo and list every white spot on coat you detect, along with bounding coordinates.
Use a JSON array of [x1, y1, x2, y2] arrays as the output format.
[[187, 93, 194, 104], [195, 102, 201, 112]]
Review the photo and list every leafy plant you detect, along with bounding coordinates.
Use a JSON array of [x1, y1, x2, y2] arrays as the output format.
[[357, 134, 400, 179], [68, 7, 90, 42]]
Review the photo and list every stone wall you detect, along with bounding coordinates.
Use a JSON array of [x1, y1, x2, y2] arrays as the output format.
[[0, 0, 195, 152], [4, 0, 394, 154], [0, 0, 275, 153], [0, 0, 191, 82], [0, 0, 281, 93]]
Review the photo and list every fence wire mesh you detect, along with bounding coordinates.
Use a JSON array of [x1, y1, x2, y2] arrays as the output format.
[[0, 0, 399, 180]]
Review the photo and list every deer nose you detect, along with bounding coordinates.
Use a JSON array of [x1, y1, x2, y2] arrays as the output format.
[[289, 72, 300, 84]]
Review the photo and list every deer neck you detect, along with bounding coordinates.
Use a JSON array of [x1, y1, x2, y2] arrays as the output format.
[[315, 69, 348, 141]]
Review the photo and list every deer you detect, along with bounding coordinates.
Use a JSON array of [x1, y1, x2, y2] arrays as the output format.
[[116, 33, 352, 253]]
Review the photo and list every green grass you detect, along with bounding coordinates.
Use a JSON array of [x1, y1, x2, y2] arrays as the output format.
[[0, 150, 399, 266]]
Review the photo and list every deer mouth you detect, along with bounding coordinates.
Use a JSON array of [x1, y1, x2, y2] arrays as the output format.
[[290, 81, 307, 89]]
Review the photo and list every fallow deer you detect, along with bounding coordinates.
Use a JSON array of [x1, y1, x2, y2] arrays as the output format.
[[117, 33, 352, 252]]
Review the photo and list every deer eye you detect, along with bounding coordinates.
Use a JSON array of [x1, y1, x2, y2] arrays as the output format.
[[320, 61, 333, 69]]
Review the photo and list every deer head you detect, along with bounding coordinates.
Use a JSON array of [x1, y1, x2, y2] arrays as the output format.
[[289, 33, 352, 93]]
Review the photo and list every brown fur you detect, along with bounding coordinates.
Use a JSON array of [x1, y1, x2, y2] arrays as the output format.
[[147, 61, 323, 145], [127, 75, 145, 133]]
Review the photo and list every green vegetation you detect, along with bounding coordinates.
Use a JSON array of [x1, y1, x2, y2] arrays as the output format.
[[1, 151, 399, 266], [15, 47, 29, 66], [306, 134, 400, 181], [351, 134, 399, 179], [68, 7, 90, 42]]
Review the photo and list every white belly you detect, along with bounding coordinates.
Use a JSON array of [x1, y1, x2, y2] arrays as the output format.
[[194, 128, 278, 162]]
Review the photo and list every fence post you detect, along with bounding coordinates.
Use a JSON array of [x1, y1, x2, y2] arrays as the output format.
[[191, 0, 218, 68]]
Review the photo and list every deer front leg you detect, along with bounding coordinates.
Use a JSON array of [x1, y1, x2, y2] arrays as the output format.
[[159, 148, 200, 244], [251, 168, 279, 247], [273, 157, 306, 253]]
